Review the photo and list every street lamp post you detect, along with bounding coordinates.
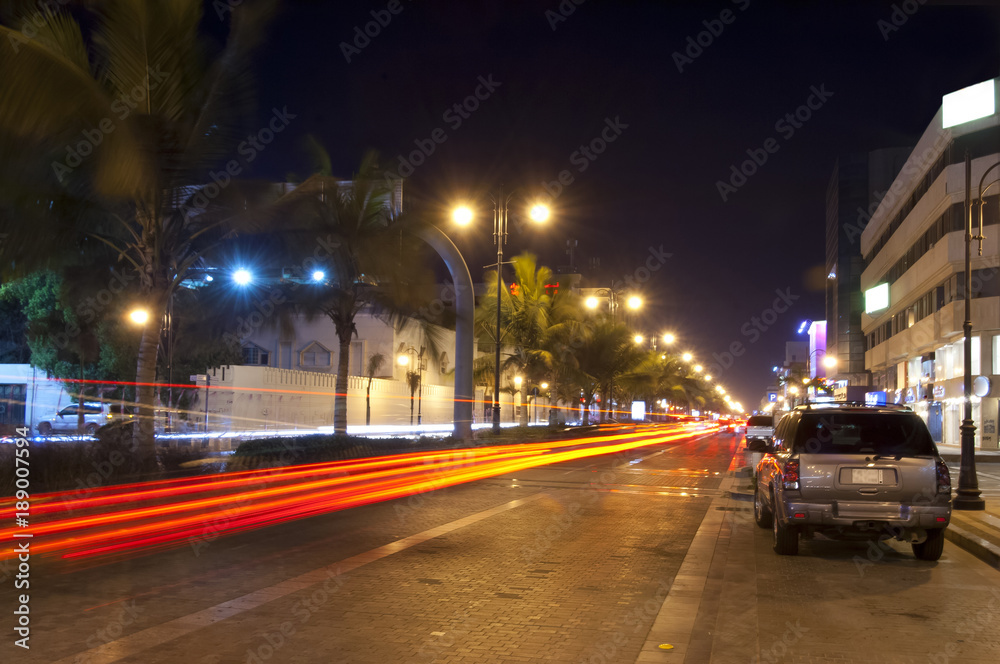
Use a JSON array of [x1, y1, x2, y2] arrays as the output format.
[[586, 282, 641, 421], [454, 190, 549, 434], [954, 152, 994, 510]]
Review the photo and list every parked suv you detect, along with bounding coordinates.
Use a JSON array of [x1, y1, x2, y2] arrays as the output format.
[[751, 403, 951, 561], [37, 402, 122, 436]]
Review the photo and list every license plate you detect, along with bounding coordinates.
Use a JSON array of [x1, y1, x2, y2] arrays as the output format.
[[851, 468, 882, 484]]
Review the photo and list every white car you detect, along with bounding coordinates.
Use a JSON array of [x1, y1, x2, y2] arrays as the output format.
[[37, 402, 124, 436]]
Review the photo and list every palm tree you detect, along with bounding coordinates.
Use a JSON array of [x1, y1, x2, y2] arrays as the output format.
[[556, 317, 637, 425], [255, 153, 439, 434], [365, 352, 386, 426], [0, 1, 273, 468], [474, 253, 580, 426]]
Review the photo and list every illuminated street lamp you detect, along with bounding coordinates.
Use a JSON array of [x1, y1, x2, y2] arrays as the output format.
[[233, 268, 253, 286], [662, 333, 676, 345], [129, 308, 149, 325], [634, 334, 644, 344], [452, 192, 549, 433], [682, 352, 693, 363], [693, 365, 703, 373]]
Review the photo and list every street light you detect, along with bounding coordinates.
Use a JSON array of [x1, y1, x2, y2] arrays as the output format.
[[129, 308, 149, 325], [452, 190, 549, 433], [682, 352, 693, 363], [233, 268, 253, 286], [662, 333, 676, 345], [951, 153, 998, 510], [634, 334, 644, 344]]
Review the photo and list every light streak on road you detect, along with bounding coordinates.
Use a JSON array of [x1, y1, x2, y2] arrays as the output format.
[[0, 423, 717, 562]]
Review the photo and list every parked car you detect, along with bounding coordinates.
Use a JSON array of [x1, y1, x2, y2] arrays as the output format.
[[37, 402, 120, 435], [751, 403, 951, 560], [745, 414, 774, 444]]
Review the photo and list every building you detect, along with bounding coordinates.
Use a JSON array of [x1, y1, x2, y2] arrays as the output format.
[[825, 147, 912, 388], [860, 77, 1000, 448]]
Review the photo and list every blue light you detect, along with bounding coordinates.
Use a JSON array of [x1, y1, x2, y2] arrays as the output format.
[[233, 268, 253, 286], [312, 270, 325, 282], [204, 275, 213, 282]]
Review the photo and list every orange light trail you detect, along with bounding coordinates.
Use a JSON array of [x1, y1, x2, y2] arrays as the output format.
[[2, 424, 716, 562]]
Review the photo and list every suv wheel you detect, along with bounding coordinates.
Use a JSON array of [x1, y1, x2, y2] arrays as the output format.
[[84, 423, 98, 435], [754, 484, 772, 528], [771, 491, 799, 555], [37, 421, 52, 436], [911, 528, 945, 561]]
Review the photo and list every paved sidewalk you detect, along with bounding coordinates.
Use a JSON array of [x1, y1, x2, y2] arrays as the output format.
[[936, 443, 1000, 570]]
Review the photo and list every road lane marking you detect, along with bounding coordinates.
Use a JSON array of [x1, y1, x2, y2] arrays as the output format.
[[53, 492, 547, 664]]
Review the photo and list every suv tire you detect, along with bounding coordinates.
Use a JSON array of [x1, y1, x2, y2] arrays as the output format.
[[771, 491, 799, 555], [85, 423, 98, 435], [911, 528, 945, 561], [37, 421, 52, 435], [754, 484, 772, 528]]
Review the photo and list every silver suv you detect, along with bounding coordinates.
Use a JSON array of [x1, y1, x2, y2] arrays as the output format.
[[750, 403, 951, 560], [37, 402, 123, 435]]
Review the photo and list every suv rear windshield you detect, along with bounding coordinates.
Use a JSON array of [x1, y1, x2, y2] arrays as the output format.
[[792, 411, 936, 456], [747, 415, 772, 427]]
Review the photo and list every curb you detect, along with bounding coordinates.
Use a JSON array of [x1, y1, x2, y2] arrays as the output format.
[[945, 518, 1000, 571], [938, 454, 1000, 463]]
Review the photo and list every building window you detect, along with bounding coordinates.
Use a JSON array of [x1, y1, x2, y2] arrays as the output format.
[[242, 344, 269, 366], [300, 342, 331, 367], [994, 335, 1000, 375], [972, 336, 981, 375]]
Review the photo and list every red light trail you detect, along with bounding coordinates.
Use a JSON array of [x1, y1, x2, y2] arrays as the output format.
[[1, 424, 715, 562]]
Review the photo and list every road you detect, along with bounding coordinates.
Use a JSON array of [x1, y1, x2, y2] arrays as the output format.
[[3, 430, 999, 664]]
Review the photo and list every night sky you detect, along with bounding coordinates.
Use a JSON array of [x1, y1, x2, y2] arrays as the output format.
[[236, 0, 1000, 409]]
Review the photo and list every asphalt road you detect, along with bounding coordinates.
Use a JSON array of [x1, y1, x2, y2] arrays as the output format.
[[3, 431, 999, 664]]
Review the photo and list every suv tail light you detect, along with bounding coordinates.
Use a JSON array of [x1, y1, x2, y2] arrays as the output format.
[[782, 459, 800, 490], [936, 459, 951, 495]]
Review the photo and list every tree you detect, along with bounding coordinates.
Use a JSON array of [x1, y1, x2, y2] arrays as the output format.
[[0, 0, 274, 467], [254, 153, 439, 434], [364, 352, 386, 426], [474, 253, 580, 426]]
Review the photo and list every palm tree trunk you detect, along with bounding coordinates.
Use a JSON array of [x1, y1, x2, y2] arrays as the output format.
[[519, 387, 528, 427], [366, 378, 372, 426], [133, 303, 163, 472], [334, 335, 351, 434]]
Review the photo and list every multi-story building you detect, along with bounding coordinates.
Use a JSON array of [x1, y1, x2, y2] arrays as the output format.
[[860, 77, 1000, 448], [826, 148, 912, 387]]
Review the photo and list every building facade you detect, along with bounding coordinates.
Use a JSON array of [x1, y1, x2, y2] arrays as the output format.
[[826, 148, 912, 387], [860, 78, 1000, 448]]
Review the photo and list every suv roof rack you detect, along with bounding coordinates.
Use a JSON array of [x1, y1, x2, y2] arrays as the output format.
[[793, 401, 912, 411]]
